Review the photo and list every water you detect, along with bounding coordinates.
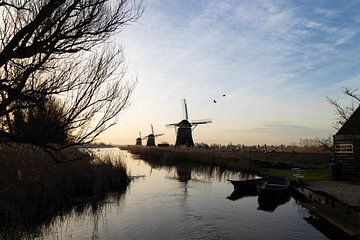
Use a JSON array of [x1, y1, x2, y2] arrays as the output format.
[[19, 148, 338, 239]]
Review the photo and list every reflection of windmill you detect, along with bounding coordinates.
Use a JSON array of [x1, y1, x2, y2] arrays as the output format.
[[166, 99, 211, 147], [135, 131, 142, 145], [144, 124, 164, 147]]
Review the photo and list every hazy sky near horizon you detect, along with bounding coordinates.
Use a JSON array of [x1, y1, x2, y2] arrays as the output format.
[[100, 0, 360, 145]]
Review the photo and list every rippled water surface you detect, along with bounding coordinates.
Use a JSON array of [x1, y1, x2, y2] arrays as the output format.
[[26, 148, 336, 239]]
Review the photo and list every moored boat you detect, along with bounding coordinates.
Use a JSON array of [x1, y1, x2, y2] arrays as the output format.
[[257, 177, 290, 195], [229, 178, 264, 192]]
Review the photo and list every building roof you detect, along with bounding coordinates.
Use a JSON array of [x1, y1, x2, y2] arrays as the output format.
[[336, 105, 360, 136]]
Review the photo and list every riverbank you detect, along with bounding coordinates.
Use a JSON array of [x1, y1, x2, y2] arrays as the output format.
[[294, 181, 360, 239], [121, 145, 332, 173], [0, 144, 129, 239]]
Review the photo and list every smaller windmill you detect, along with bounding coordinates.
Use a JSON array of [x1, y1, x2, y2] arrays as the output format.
[[144, 124, 164, 147], [135, 131, 142, 145], [166, 99, 212, 147]]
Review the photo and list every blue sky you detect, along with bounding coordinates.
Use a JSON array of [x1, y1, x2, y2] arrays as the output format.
[[100, 0, 360, 145]]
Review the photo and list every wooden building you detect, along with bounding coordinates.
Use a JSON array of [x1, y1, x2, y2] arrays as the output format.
[[333, 106, 360, 180]]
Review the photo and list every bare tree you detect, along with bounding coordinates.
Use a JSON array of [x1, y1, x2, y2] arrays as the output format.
[[0, 0, 143, 152], [327, 87, 360, 129]]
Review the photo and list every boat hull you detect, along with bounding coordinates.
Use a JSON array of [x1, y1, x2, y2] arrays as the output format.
[[230, 178, 264, 191], [257, 177, 290, 196]]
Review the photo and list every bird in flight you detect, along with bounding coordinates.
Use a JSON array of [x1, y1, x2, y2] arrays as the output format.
[[222, 94, 226, 97], [213, 100, 217, 103]]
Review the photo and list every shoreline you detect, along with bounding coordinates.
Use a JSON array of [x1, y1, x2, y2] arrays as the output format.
[[121, 145, 332, 172], [0, 145, 129, 239], [124, 146, 359, 238]]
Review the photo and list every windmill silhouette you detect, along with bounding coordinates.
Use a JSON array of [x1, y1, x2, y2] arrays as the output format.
[[135, 131, 142, 145], [166, 99, 211, 147], [144, 124, 164, 147]]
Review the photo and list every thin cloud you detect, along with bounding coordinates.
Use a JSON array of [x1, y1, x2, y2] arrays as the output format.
[[224, 121, 332, 138], [105, 0, 360, 144]]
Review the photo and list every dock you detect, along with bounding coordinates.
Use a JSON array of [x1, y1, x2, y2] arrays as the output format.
[[294, 183, 360, 239], [303, 203, 360, 239]]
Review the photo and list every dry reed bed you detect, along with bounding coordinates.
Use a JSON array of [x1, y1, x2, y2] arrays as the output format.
[[0, 144, 129, 239], [123, 146, 332, 171]]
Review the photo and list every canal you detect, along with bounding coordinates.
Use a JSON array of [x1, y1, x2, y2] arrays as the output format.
[[20, 148, 341, 239]]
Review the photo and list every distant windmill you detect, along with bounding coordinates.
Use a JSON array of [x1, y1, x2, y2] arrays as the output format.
[[144, 124, 164, 147], [166, 99, 212, 147], [135, 131, 142, 145]]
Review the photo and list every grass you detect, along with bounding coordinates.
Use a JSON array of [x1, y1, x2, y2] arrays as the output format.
[[122, 145, 332, 172], [263, 168, 331, 181], [0, 144, 129, 239], [123, 145, 258, 173]]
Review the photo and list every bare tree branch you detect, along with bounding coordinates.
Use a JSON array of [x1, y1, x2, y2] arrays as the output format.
[[0, 0, 143, 153], [327, 86, 360, 129]]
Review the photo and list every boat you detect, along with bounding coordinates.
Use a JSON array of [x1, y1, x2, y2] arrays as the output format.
[[229, 178, 265, 192], [257, 177, 290, 195]]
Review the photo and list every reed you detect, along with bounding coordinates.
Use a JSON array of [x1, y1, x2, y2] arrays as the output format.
[[0, 144, 128, 239], [122, 145, 331, 171], [123, 146, 258, 172]]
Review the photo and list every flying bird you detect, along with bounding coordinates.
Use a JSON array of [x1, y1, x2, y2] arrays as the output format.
[[213, 100, 217, 103], [222, 94, 226, 97]]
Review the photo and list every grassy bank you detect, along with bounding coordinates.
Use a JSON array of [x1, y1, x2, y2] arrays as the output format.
[[123, 145, 259, 173], [0, 144, 129, 239], [122, 145, 332, 171], [264, 168, 331, 181]]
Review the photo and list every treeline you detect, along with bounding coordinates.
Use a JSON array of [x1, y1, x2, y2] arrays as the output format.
[[192, 137, 332, 153]]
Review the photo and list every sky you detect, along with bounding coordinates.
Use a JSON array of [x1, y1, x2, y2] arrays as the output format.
[[99, 0, 360, 146]]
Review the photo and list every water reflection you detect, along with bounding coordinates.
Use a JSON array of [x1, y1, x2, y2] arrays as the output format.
[[0, 194, 125, 240], [141, 157, 256, 184], [303, 216, 349, 240], [5, 148, 335, 240], [257, 193, 291, 212], [227, 188, 291, 212], [0, 147, 127, 240], [227, 189, 258, 201]]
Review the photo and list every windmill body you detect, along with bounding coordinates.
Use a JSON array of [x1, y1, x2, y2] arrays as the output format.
[[144, 124, 164, 147], [135, 131, 142, 145], [146, 134, 156, 146], [175, 120, 194, 147], [136, 138, 142, 145], [167, 99, 211, 148]]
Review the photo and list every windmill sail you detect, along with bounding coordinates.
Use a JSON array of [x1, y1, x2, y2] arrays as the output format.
[[166, 122, 180, 127], [182, 99, 189, 120], [191, 119, 212, 125]]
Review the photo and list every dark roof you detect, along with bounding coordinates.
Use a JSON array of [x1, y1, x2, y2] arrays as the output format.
[[336, 105, 360, 136]]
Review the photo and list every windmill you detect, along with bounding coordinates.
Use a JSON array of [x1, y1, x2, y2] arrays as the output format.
[[144, 124, 164, 147], [135, 131, 142, 145], [166, 99, 212, 147]]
